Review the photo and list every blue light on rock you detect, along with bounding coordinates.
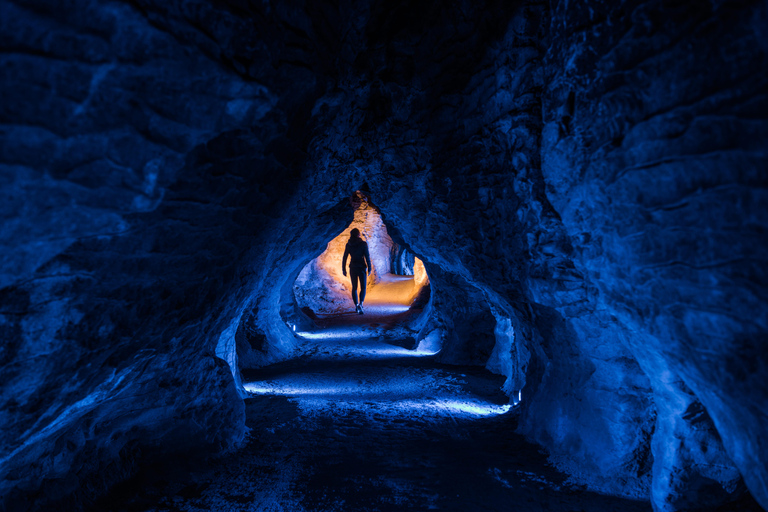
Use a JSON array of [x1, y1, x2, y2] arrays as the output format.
[[244, 382, 511, 418], [1, 0, 765, 510]]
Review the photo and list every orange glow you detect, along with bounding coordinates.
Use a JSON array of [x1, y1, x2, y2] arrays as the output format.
[[294, 194, 430, 314], [315, 197, 391, 289]]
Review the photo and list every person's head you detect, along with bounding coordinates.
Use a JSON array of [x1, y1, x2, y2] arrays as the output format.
[[350, 228, 360, 240]]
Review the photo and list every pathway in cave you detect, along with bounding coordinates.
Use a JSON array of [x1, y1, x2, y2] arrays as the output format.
[[100, 302, 653, 512], [294, 273, 429, 346], [321, 273, 419, 322]]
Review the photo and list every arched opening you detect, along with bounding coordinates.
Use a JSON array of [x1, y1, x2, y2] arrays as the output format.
[[287, 191, 432, 345], [223, 191, 528, 507]]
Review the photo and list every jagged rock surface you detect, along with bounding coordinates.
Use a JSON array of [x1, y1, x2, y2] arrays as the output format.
[[539, 1, 768, 509], [0, 1, 765, 511]]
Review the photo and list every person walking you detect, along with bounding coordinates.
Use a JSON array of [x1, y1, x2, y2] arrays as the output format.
[[342, 228, 372, 314]]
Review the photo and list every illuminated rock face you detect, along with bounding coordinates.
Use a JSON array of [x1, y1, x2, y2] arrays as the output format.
[[293, 198, 430, 316], [537, 3, 768, 509], [1, 1, 766, 511]]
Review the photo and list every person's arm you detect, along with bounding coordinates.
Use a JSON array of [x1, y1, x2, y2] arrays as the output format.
[[342, 244, 349, 276], [364, 242, 372, 275]]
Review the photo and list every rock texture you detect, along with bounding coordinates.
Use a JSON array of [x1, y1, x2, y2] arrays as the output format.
[[0, 0, 766, 511], [539, 1, 768, 509], [292, 197, 429, 316], [0, 0, 318, 508]]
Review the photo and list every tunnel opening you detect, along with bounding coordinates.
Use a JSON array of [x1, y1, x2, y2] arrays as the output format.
[[285, 191, 433, 347], [224, 189, 531, 427], [238, 193, 511, 418]]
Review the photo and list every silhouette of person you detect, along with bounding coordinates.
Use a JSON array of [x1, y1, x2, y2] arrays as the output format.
[[342, 228, 372, 314]]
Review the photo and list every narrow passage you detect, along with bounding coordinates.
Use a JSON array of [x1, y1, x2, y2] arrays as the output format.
[[100, 280, 653, 512]]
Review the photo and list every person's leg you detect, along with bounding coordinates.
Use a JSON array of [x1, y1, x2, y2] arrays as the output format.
[[359, 271, 367, 304], [350, 269, 359, 305]]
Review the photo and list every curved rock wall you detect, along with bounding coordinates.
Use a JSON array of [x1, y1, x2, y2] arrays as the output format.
[[0, 0, 328, 508], [300, 0, 660, 501], [1, 1, 766, 511], [539, 0, 768, 509]]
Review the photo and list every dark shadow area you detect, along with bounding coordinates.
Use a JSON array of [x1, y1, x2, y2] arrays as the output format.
[[94, 396, 657, 512]]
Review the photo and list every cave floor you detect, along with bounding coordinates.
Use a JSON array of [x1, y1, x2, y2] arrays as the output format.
[[99, 327, 653, 512], [301, 273, 425, 332]]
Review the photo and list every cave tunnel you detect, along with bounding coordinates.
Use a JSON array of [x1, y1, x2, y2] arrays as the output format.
[[1, 1, 767, 511], [290, 190, 431, 325]]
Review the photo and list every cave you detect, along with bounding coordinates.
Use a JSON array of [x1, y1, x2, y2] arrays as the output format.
[[289, 191, 430, 327], [1, 1, 766, 511]]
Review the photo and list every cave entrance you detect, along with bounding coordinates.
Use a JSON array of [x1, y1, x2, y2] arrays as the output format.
[[242, 193, 509, 424], [289, 192, 432, 346]]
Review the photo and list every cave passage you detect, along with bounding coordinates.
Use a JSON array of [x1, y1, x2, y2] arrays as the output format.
[[102, 292, 654, 512], [99, 204, 655, 511], [290, 194, 431, 343], [4, 0, 767, 510]]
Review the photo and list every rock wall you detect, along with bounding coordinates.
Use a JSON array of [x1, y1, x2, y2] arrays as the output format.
[[300, 0, 660, 501], [1, 0, 766, 511], [539, 0, 768, 509], [0, 0, 329, 508]]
